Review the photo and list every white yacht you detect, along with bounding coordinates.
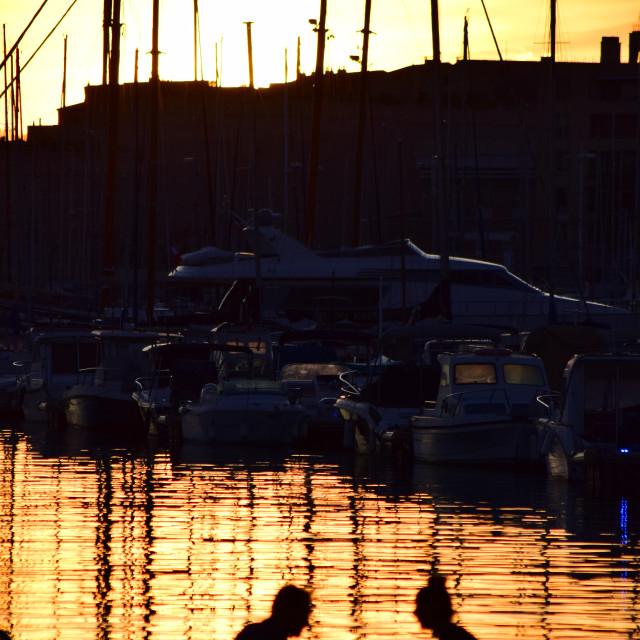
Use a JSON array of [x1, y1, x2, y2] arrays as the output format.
[[169, 213, 633, 334]]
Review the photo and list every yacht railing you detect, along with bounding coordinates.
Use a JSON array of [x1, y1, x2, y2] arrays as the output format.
[[535, 392, 562, 419], [439, 387, 550, 419], [338, 369, 365, 398]]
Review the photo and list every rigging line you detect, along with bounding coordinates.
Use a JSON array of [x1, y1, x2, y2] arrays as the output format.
[[479, 0, 503, 61], [0, 0, 80, 103], [0, 0, 49, 73]]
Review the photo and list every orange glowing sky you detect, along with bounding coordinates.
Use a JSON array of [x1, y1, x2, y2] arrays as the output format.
[[1, 0, 639, 132]]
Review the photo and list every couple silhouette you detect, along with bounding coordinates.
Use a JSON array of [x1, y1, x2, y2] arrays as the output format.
[[234, 574, 477, 639]]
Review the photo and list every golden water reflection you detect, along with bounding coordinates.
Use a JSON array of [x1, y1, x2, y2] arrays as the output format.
[[0, 424, 638, 640]]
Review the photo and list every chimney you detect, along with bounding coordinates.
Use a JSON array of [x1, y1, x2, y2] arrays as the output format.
[[600, 36, 621, 64], [629, 31, 640, 64]]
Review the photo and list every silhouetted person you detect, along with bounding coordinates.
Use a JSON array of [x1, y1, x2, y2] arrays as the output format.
[[0, 630, 12, 640], [234, 584, 311, 640], [415, 574, 477, 640]]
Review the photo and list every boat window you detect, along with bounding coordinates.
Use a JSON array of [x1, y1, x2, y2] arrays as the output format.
[[450, 268, 536, 292], [584, 361, 640, 413], [618, 364, 640, 411], [503, 363, 545, 385], [50, 342, 99, 374], [454, 363, 496, 384], [440, 362, 451, 386]]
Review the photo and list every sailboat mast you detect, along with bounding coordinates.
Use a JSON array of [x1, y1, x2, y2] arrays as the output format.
[[3, 26, 11, 284], [431, 0, 451, 322], [351, 0, 372, 247], [102, 0, 111, 84], [547, 0, 557, 316], [245, 22, 254, 89], [305, 0, 327, 249], [193, 0, 198, 80], [61, 34, 67, 108], [146, 0, 160, 322], [550, 0, 556, 62], [101, 0, 121, 312]]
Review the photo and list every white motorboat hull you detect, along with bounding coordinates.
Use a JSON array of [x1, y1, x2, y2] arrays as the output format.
[[180, 386, 303, 444], [412, 417, 540, 464]]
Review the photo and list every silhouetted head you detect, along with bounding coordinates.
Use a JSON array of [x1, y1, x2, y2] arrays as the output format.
[[415, 574, 454, 630], [271, 585, 312, 637], [0, 630, 11, 640]]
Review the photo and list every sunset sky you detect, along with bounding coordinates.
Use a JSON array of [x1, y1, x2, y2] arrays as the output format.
[[1, 0, 639, 132]]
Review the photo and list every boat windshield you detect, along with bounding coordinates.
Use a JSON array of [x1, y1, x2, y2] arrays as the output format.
[[453, 363, 496, 385], [503, 363, 546, 386]]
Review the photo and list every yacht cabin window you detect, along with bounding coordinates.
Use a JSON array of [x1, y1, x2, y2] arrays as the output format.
[[453, 363, 497, 385], [503, 363, 545, 386]]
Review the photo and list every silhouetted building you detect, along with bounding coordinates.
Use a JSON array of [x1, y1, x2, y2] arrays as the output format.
[[1, 31, 640, 315]]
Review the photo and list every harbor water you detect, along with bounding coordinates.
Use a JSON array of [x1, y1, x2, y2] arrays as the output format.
[[0, 417, 638, 640]]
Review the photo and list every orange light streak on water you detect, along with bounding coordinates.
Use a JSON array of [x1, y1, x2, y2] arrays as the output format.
[[0, 426, 638, 640]]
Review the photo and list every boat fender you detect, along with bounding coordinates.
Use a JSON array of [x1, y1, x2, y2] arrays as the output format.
[[200, 382, 218, 402], [473, 348, 512, 356]]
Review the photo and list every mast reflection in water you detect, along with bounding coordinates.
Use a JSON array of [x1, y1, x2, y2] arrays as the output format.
[[0, 419, 638, 640]]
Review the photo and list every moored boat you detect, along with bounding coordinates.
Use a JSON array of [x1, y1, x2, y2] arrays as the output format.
[[336, 323, 503, 456], [180, 378, 303, 445], [17, 328, 98, 423], [133, 342, 257, 442], [169, 213, 633, 333], [411, 348, 550, 465], [63, 329, 170, 436], [536, 352, 640, 482], [178, 344, 303, 445], [280, 361, 352, 448]]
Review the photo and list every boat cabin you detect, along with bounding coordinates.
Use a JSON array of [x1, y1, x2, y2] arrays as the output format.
[[427, 348, 549, 419]]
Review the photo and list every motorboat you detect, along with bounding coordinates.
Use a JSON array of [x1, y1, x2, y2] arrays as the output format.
[[274, 328, 376, 448], [536, 352, 640, 480], [280, 362, 353, 448], [411, 348, 550, 465], [0, 348, 31, 415], [179, 344, 303, 445], [209, 322, 280, 379], [133, 342, 254, 440], [168, 212, 633, 333], [335, 323, 503, 456], [133, 341, 220, 433], [180, 379, 304, 445], [63, 329, 170, 436], [17, 328, 99, 423]]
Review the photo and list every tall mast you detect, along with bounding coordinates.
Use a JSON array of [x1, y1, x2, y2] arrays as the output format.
[[61, 34, 67, 108], [102, 0, 111, 84], [305, 0, 327, 248], [101, 0, 121, 312], [550, 0, 556, 62], [3, 25, 11, 284], [431, 0, 451, 321], [193, 0, 198, 80], [245, 21, 254, 89], [547, 0, 557, 315], [146, 0, 160, 322], [351, 0, 372, 247]]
